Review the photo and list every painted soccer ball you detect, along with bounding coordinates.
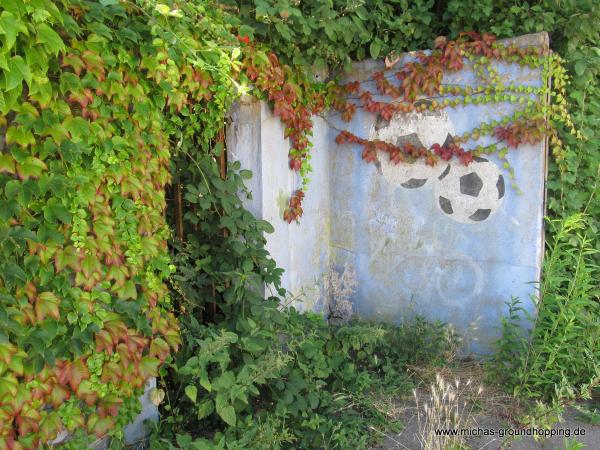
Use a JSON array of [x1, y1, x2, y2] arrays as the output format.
[[369, 109, 455, 189], [434, 157, 506, 223]]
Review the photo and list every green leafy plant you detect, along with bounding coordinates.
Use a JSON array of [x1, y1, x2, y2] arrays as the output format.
[[489, 214, 599, 406], [517, 214, 599, 403], [220, 0, 436, 70], [487, 296, 531, 389], [156, 146, 460, 448], [558, 438, 585, 450], [574, 401, 600, 425]]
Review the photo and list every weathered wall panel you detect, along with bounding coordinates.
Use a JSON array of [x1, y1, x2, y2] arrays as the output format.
[[228, 99, 331, 311], [228, 33, 548, 353]]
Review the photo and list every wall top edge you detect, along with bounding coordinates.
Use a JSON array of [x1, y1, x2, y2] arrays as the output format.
[[348, 32, 550, 81]]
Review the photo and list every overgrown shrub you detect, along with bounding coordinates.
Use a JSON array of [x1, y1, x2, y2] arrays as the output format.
[[153, 158, 459, 449]]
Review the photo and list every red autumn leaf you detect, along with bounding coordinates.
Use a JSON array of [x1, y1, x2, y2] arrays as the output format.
[[95, 330, 114, 355], [459, 151, 474, 165], [86, 413, 114, 438], [125, 332, 149, 354], [35, 292, 60, 322], [116, 343, 135, 368], [0, 343, 16, 366], [48, 384, 71, 408], [98, 394, 123, 418], [104, 318, 128, 343], [361, 147, 377, 163], [16, 406, 41, 436], [344, 81, 360, 94], [289, 157, 302, 171], [76, 380, 98, 406], [69, 359, 90, 392], [101, 361, 122, 385], [149, 338, 170, 362]]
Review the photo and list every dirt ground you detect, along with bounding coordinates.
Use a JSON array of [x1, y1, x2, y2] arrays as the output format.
[[374, 405, 599, 449], [370, 363, 600, 450]]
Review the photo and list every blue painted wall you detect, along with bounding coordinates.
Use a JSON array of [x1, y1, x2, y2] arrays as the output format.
[[328, 34, 547, 353], [228, 33, 548, 354]]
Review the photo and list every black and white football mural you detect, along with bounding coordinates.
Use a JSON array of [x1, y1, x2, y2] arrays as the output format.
[[369, 110, 455, 188], [368, 110, 505, 224], [434, 157, 505, 223]]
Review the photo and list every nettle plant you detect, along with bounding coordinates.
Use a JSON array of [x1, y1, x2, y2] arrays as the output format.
[[274, 32, 577, 222]]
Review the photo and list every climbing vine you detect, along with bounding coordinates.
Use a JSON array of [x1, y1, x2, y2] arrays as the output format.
[[254, 32, 577, 223], [0, 0, 243, 447], [330, 32, 576, 198], [240, 41, 330, 223]]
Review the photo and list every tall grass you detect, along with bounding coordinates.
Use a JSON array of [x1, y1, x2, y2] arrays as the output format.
[[490, 214, 600, 404]]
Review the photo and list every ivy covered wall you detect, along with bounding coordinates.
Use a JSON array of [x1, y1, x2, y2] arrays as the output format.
[[0, 0, 597, 448], [0, 1, 199, 446]]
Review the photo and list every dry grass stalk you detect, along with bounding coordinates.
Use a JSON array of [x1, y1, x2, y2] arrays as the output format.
[[415, 372, 483, 450], [324, 262, 357, 324]]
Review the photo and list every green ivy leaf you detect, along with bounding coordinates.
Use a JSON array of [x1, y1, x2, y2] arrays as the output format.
[[120, 280, 137, 300], [43, 199, 71, 224], [11, 55, 31, 87], [17, 156, 47, 179], [63, 117, 90, 143], [154, 4, 171, 16], [0, 154, 15, 174], [5, 56, 25, 91], [369, 40, 382, 59], [36, 23, 65, 55], [197, 399, 214, 420], [0, 374, 18, 397], [199, 369, 211, 392], [6, 126, 35, 147], [0, 11, 28, 51], [4, 180, 21, 199], [2, 262, 28, 285], [215, 392, 236, 427], [185, 385, 197, 403], [574, 60, 586, 76]]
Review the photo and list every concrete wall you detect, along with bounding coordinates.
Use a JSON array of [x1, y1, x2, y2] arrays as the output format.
[[51, 379, 157, 448], [228, 33, 548, 354], [228, 98, 331, 311]]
